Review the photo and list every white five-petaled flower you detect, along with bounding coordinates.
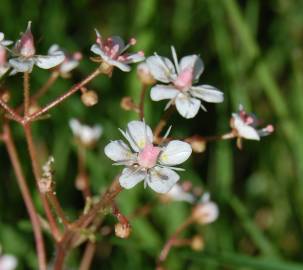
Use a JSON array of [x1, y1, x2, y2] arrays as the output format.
[[48, 44, 82, 77], [146, 46, 224, 119], [231, 105, 274, 141], [90, 29, 145, 72], [0, 254, 18, 270], [69, 118, 103, 147], [0, 32, 13, 77], [9, 22, 65, 74], [104, 121, 192, 193]]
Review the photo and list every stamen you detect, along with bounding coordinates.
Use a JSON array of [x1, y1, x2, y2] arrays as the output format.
[[171, 46, 179, 74]]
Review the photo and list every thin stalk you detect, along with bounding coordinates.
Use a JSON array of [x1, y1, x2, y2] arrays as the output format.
[[139, 84, 148, 120], [2, 123, 47, 270], [154, 106, 175, 140], [24, 123, 62, 241], [24, 72, 30, 116], [47, 191, 70, 227], [157, 216, 194, 267], [26, 68, 101, 122], [79, 242, 96, 270], [32, 71, 60, 102], [0, 98, 23, 123]]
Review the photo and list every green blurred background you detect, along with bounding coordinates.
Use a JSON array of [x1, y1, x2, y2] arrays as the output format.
[[1, 0, 303, 269]]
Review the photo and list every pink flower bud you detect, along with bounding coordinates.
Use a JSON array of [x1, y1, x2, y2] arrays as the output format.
[[19, 22, 35, 57], [81, 90, 98, 107], [0, 46, 7, 65]]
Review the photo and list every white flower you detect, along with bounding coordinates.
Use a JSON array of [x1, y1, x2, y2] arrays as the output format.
[[0, 32, 13, 77], [9, 22, 65, 74], [192, 193, 219, 224], [48, 44, 82, 76], [69, 118, 102, 146], [146, 46, 224, 119], [165, 184, 195, 203], [90, 29, 145, 72], [104, 120, 192, 193], [0, 255, 18, 270], [231, 105, 274, 141]]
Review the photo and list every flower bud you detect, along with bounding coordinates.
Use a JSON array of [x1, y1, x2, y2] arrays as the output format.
[[190, 235, 204, 251], [115, 223, 131, 239], [19, 21, 35, 57], [0, 89, 10, 103], [192, 201, 219, 225], [185, 136, 206, 153], [137, 63, 156, 85], [81, 90, 98, 107], [120, 96, 138, 111], [28, 103, 41, 115]]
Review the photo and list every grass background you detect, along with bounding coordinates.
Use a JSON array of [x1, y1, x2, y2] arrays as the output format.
[[0, 0, 302, 269]]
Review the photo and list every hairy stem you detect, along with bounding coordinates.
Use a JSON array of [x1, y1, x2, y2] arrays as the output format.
[[24, 72, 30, 116], [24, 123, 62, 241], [26, 68, 101, 122], [2, 123, 47, 270]]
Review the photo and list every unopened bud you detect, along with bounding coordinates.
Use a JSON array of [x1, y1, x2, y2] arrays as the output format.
[[192, 202, 219, 225], [137, 63, 156, 85], [191, 235, 204, 251], [28, 103, 41, 115], [120, 96, 138, 111], [115, 223, 131, 239], [185, 136, 206, 153], [81, 90, 98, 107], [0, 89, 10, 103]]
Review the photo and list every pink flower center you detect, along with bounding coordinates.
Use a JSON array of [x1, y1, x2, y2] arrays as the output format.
[[138, 144, 161, 169], [174, 67, 193, 90], [0, 47, 7, 65]]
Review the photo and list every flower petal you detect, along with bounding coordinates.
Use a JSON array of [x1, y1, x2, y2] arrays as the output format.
[[0, 32, 4, 42], [35, 52, 65, 69], [122, 52, 145, 64], [9, 58, 34, 73], [179, 55, 204, 81], [111, 36, 125, 54], [233, 114, 260, 140], [191, 85, 224, 103], [119, 168, 146, 189], [104, 140, 135, 163], [146, 55, 176, 83], [90, 44, 103, 56], [175, 93, 201, 119], [150, 85, 179, 101], [106, 58, 131, 72], [148, 167, 180, 193], [159, 140, 192, 166], [124, 121, 154, 151]]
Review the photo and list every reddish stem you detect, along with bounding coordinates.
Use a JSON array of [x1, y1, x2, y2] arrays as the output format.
[[2, 123, 47, 270], [157, 217, 194, 267], [25, 68, 101, 123], [79, 242, 96, 270], [139, 84, 148, 120], [23, 123, 62, 241], [0, 97, 23, 123]]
